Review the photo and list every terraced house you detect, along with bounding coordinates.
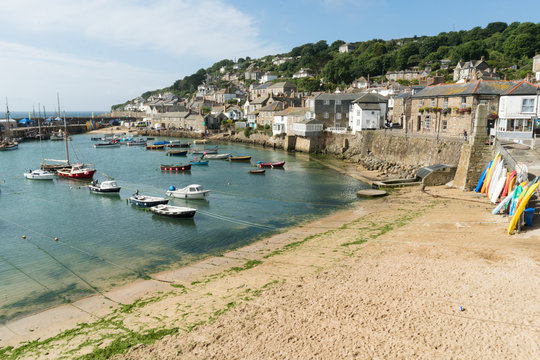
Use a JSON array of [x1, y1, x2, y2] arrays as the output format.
[[410, 80, 519, 138]]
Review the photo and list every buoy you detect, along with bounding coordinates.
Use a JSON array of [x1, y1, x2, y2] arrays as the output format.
[[54, 237, 59, 241], [22, 235, 26, 239]]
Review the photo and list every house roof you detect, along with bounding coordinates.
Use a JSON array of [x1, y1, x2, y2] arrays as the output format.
[[275, 107, 308, 116], [252, 82, 272, 90], [358, 103, 381, 111], [504, 81, 540, 96], [315, 93, 360, 101], [259, 102, 284, 112], [251, 96, 270, 105], [269, 81, 296, 89], [411, 80, 519, 98], [353, 93, 388, 103]]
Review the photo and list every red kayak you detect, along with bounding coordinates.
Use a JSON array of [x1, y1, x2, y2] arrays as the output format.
[[258, 161, 285, 168]]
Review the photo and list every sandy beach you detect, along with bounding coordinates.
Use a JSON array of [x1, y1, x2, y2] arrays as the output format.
[[0, 148, 539, 359]]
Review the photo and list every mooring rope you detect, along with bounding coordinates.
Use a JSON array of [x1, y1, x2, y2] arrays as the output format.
[[197, 209, 276, 230]]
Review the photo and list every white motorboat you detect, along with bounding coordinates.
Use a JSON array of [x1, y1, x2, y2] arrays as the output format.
[[166, 184, 210, 200], [89, 180, 121, 193], [129, 194, 169, 207], [150, 204, 196, 218], [24, 169, 55, 180], [202, 153, 230, 160]]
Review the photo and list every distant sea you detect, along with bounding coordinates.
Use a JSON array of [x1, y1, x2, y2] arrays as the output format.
[[1, 111, 109, 119]]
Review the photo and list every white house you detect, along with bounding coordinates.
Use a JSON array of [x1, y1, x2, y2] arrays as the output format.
[[292, 68, 314, 79], [273, 107, 308, 136], [348, 93, 388, 134], [293, 117, 323, 137], [496, 81, 540, 142], [339, 43, 355, 53], [533, 54, 540, 82], [260, 72, 278, 83]]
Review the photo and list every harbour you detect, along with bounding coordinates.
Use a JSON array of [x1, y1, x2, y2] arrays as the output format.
[[0, 134, 367, 323]]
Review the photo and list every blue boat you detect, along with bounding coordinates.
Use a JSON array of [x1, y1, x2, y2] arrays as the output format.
[[190, 160, 209, 165], [153, 141, 169, 146]]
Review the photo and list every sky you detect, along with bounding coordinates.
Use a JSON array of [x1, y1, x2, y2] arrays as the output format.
[[0, 0, 538, 112]]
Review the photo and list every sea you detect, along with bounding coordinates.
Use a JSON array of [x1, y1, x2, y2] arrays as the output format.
[[0, 134, 368, 323]]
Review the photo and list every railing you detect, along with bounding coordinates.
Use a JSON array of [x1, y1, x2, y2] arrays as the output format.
[[325, 126, 347, 134]]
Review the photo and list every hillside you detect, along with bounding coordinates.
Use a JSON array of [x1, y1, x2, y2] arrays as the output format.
[[112, 21, 539, 110]]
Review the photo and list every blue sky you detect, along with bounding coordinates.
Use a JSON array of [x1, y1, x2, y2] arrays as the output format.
[[0, 0, 538, 111]]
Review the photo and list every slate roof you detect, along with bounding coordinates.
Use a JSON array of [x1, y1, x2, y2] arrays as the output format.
[[412, 80, 519, 98], [353, 93, 388, 103], [269, 81, 296, 89], [316, 93, 360, 101], [252, 82, 272, 90], [358, 103, 381, 111], [505, 81, 540, 96], [275, 107, 308, 116], [251, 96, 270, 105], [259, 102, 284, 112]]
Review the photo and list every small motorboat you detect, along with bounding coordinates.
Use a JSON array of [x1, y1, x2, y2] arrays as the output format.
[[24, 169, 55, 180], [126, 139, 146, 146], [192, 147, 218, 155], [166, 184, 210, 200], [129, 193, 169, 207], [146, 144, 166, 150], [229, 156, 251, 162], [193, 139, 208, 145], [258, 161, 285, 168], [57, 163, 96, 179], [168, 141, 190, 148], [166, 150, 188, 156], [190, 160, 209, 166], [161, 164, 192, 171], [89, 180, 121, 193], [150, 204, 196, 218], [94, 142, 120, 148], [202, 153, 230, 160], [249, 169, 265, 174]]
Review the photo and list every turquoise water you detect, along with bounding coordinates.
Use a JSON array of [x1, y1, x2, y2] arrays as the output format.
[[0, 135, 367, 323]]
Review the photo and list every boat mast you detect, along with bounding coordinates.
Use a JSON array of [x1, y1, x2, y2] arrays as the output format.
[[58, 92, 70, 164], [5, 97, 11, 139]]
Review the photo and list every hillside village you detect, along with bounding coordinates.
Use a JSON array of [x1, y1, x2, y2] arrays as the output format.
[[113, 22, 540, 145], [117, 53, 540, 144]]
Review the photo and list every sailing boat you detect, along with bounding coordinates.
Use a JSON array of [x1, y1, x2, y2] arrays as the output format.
[[44, 94, 96, 179], [24, 114, 55, 180], [0, 98, 19, 151]]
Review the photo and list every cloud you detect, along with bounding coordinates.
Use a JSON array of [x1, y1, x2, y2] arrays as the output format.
[[0, 40, 173, 110], [0, 0, 279, 59]]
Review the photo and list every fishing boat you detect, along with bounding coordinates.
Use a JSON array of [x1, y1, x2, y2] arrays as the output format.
[[88, 180, 121, 193], [202, 153, 230, 160], [166, 184, 210, 199], [0, 99, 19, 151], [168, 140, 190, 148], [258, 161, 285, 168], [150, 204, 196, 218], [126, 139, 146, 146], [249, 169, 266, 174], [166, 150, 188, 156], [57, 163, 96, 179], [192, 147, 218, 155], [23, 169, 55, 180], [190, 160, 209, 165], [49, 130, 65, 141], [146, 143, 166, 150], [161, 164, 192, 171], [94, 142, 120, 148], [229, 156, 252, 162], [129, 193, 169, 207]]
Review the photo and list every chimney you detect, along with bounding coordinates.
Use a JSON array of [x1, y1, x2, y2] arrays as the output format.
[[481, 56, 485, 61]]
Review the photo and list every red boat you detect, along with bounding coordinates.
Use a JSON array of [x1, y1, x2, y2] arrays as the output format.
[[258, 161, 285, 168], [161, 164, 192, 171], [57, 163, 96, 179]]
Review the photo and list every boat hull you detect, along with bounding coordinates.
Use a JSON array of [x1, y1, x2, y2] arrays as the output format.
[[89, 186, 121, 193], [0, 144, 18, 151], [229, 156, 251, 162], [24, 171, 55, 180], [57, 168, 96, 179], [150, 205, 196, 218], [166, 150, 188, 156], [202, 153, 230, 160], [161, 164, 192, 171], [259, 161, 285, 168], [166, 190, 210, 199], [129, 196, 169, 207]]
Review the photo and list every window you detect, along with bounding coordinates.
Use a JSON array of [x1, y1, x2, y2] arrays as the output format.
[[430, 98, 435, 107], [323, 99, 330, 105], [442, 120, 447, 132], [345, 113, 349, 118], [336, 113, 342, 120], [443, 98, 448, 108], [424, 115, 431, 130], [336, 99, 341, 105], [461, 97, 467, 108], [419, 99, 423, 107], [522, 98, 535, 113], [324, 112, 329, 119], [356, 110, 360, 116]]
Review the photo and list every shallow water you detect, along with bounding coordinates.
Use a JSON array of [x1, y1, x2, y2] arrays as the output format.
[[0, 134, 368, 322]]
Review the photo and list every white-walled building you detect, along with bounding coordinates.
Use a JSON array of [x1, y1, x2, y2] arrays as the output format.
[[533, 54, 540, 82], [496, 81, 540, 141], [348, 93, 388, 134]]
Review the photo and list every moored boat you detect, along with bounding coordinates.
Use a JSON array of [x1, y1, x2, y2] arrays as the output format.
[[166, 184, 210, 199], [168, 141, 190, 148], [258, 161, 285, 168], [202, 153, 230, 160], [24, 169, 55, 180], [146, 144, 166, 150], [94, 142, 120, 148], [249, 169, 265, 174], [0, 141, 18, 151], [57, 163, 96, 179], [193, 139, 208, 145], [129, 193, 169, 207], [190, 160, 209, 165], [88, 180, 121, 193], [150, 204, 196, 218], [229, 156, 251, 162], [161, 164, 192, 171], [192, 147, 218, 155], [166, 150, 188, 156]]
